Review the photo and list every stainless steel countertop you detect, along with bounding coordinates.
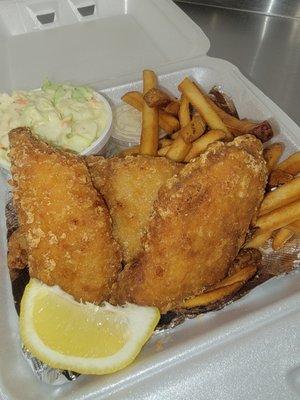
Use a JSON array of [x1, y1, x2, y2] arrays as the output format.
[[176, 2, 300, 125]]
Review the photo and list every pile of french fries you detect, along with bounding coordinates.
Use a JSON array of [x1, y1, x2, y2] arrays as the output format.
[[121, 70, 273, 162], [118, 69, 300, 309], [246, 146, 300, 250]]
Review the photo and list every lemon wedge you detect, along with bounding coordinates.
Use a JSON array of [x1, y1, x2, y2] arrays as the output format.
[[20, 279, 160, 375]]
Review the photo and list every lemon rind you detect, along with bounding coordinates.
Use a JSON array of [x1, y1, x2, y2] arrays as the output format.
[[20, 279, 160, 375]]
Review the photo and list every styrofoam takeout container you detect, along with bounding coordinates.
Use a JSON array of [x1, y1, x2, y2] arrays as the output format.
[[0, 1, 299, 399]]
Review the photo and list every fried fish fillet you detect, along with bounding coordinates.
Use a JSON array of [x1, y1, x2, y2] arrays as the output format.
[[111, 135, 267, 313], [87, 155, 182, 263], [9, 128, 121, 303]]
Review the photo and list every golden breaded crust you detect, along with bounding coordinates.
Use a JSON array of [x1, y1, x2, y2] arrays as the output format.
[[9, 128, 121, 303], [112, 136, 267, 313], [87, 155, 182, 263]]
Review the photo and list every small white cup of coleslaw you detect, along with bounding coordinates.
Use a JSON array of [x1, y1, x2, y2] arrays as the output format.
[[0, 80, 112, 172], [80, 92, 112, 156]]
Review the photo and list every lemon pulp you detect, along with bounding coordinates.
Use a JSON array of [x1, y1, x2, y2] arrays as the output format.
[[33, 291, 128, 357], [20, 279, 160, 374]]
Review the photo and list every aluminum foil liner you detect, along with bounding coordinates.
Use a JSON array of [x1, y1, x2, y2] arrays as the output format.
[[5, 186, 300, 382], [22, 347, 79, 385]]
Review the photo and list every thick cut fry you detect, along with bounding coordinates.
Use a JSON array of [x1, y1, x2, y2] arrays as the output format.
[[214, 266, 257, 289], [174, 115, 206, 144], [183, 251, 258, 310], [244, 231, 272, 249], [263, 143, 284, 172], [272, 228, 294, 250], [157, 145, 171, 156], [158, 110, 180, 134], [268, 169, 294, 188], [140, 70, 159, 156], [206, 96, 273, 142], [182, 282, 243, 308], [179, 95, 191, 127], [143, 88, 171, 108], [164, 101, 180, 116], [288, 220, 300, 234], [184, 129, 227, 162], [255, 199, 300, 233], [121, 91, 143, 111], [166, 135, 191, 162], [178, 78, 230, 135], [159, 138, 173, 148], [122, 91, 179, 134], [165, 95, 192, 162], [275, 151, 300, 175], [171, 131, 179, 140], [259, 177, 300, 215]]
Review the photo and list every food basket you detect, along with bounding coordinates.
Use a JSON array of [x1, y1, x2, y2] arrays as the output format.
[[0, 1, 299, 399]]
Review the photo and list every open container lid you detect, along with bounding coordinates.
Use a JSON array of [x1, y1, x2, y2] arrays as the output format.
[[0, 0, 210, 91], [0, 1, 299, 399]]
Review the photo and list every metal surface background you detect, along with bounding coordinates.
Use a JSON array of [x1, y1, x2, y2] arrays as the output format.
[[175, 0, 300, 18], [176, 1, 300, 125]]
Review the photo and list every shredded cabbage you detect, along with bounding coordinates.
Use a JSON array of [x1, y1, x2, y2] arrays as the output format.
[[0, 81, 108, 169]]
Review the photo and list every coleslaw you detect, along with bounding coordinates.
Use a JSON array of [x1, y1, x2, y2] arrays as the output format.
[[0, 80, 110, 169]]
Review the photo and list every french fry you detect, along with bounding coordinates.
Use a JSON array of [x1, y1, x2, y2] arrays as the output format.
[[171, 131, 179, 140], [158, 110, 180, 134], [157, 145, 171, 157], [213, 266, 257, 289], [178, 78, 230, 136], [122, 91, 179, 134], [164, 101, 180, 116], [176, 115, 206, 144], [206, 95, 273, 142], [255, 199, 300, 233], [182, 264, 256, 309], [272, 228, 294, 250], [259, 177, 300, 215], [140, 70, 159, 156], [179, 95, 191, 127], [244, 231, 272, 249], [159, 138, 173, 148], [184, 129, 227, 162], [275, 151, 300, 175], [263, 143, 284, 172], [121, 91, 143, 111], [268, 169, 294, 188], [143, 88, 171, 108], [165, 95, 193, 162], [288, 219, 300, 234], [166, 135, 191, 162], [182, 282, 243, 309]]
